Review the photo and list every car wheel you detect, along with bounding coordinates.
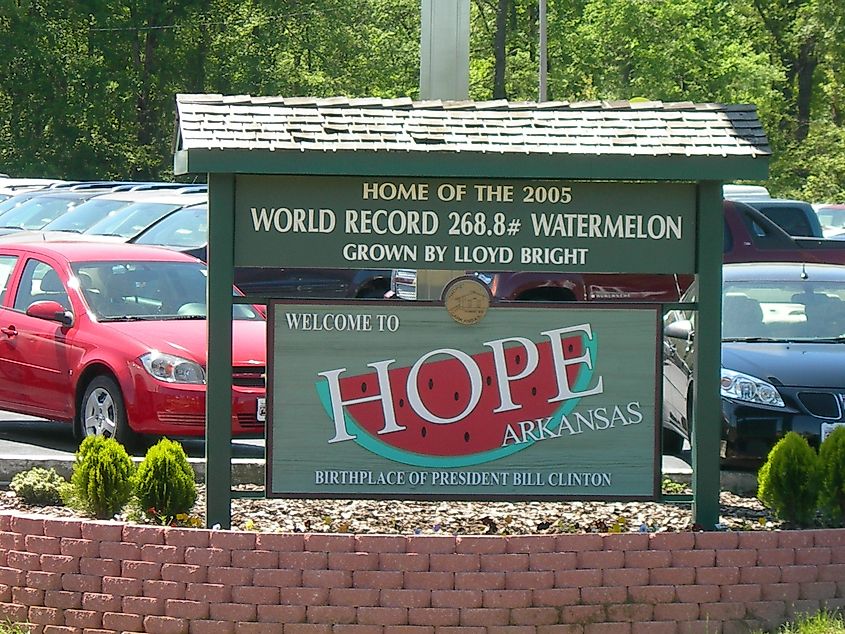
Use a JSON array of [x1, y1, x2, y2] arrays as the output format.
[[79, 376, 139, 450]]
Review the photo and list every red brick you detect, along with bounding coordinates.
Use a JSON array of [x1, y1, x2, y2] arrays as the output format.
[[26, 570, 63, 590], [142, 544, 184, 564], [99, 540, 141, 560], [407, 536, 457, 554], [165, 528, 210, 548], [632, 622, 676, 634], [585, 625, 632, 634], [26, 535, 62, 554], [738, 532, 779, 549], [209, 530, 256, 551], [165, 599, 209, 620], [456, 536, 507, 554], [677, 621, 722, 634], [603, 534, 649, 551], [8, 550, 40, 570], [676, 585, 720, 603], [740, 566, 780, 584], [306, 605, 356, 624], [381, 589, 431, 608], [506, 536, 557, 554], [697, 566, 740, 585], [143, 615, 189, 634], [653, 603, 699, 620], [510, 607, 560, 625], [187, 620, 235, 634], [44, 589, 82, 609], [279, 587, 330, 606], [81, 592, 121, 612], [42, 518, 82, 539], [746, 601, 787, 629], [0, 602, 27, 622], [28, 605, 63, 625], [357, 606, 409, 625], [761, 583, 800, 602], [555, 569, 602, 587], [404, 571, 454, 590], [533, 588, 581, 606], [302, 569, 352, 588], [42, 627, 79, 634], [278, 551, 328, 569], [383, 628, 437, 634], [649, 532, 694, 550], [561, 604, 605, 624], [305, 534, 355, 552], [60, 538, 97, 558], [788, 599, 822, 618], [627, 585, 675, 605], [530, 552, 577, 571], [489, 626, 538, 634], [721, 584, 762, 602], [602, 568, 648, 587], [454, 572, 504, 590], [124, 525, 166, 545], [537, 625, 585, 634], [355, 535, 407, 553], [161, 563, 206, 584], [329, 587, 380, 606], [606, 604, 653, 622], [577, 550, 624, 569], [230, 585, 280, 604], [256, 604, 307, 623], [332, 627, 382, 634], [102, 612, 144, 632], [252, 568, 301, 587], [184, 547, 230, 566], [781, 565, 818, 583], [812, 529, 845, 547], [11, 515, 45, 535], [431, 590, 482, 609], [672, 549, 715, 567], [209, 602, 257, 622], [800, 581, 837, 599], [757, 548, 794, 566], [207, 566, 252, 585], [380, 553, 430, 572], [14, 586, 44, 607], [407, 607, 459, 626], [102, 575, 143, 596], [0, 567, 24, 586], [833, 546, 845, 564], [79, 557, 120, 577], [482, 589, 532, 608], [122, 559, 163, 580], [695, 532, 739, 549], [779, 532, 813, 548], [254, 533, 304, 551], [354, 570, 404, 589], [124, 595, 165, 616], [623, 550, 670, 569], [795, 547, 832, 565], [716, 549, 757, 567], [820, 563, 845, 581], [556, 534, 605, 552], [506, 570, 554, 590], [61, 574, 101, 593], [581, 586, 627, 605], [80, 521, 122, 542], [481, 554, 529, 572], [460, 607, 510, 626], [329, 552, 379, 571], [40, 554, 78, 574], [144, 579, 186, 600], [700, 601, 746, 621], [185, 582, 231, 603], [430, 554, 480, 573]]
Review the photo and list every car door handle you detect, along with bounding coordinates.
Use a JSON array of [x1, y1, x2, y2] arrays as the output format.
[[1, 325, 17, 337]]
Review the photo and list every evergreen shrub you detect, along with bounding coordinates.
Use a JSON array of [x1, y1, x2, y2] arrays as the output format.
[[818, 426, 845, 525], [9, 467, 67, 505], [134, 437, 197, 524], [66, 435, 134, 519], [757, 431, 821, 526]]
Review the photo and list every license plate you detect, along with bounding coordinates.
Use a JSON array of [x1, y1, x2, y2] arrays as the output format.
[[257, 397, 266, 422], [821, 422, 843, 442]]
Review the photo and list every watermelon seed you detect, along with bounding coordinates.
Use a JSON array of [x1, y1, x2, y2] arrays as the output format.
[[428, 378, 434, 390], [361, 382, 367, 393], [515, 354, 521, 365], [399, 398, 405, 408], [464, 432, 470, 442], [531, 387, 537, 396], [568, 344, 574, 353], [421, 427, 427, 438], [454, 392, 460, 401], [486, 375, 492, 386]]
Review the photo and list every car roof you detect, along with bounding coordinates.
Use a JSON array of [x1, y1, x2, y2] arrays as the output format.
[[90, 189, 207, 204], [0, 240, 202, 263], [723, 262, 845, 282]]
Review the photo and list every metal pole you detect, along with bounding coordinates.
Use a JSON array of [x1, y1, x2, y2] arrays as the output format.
[[539, 0, 547, 101]]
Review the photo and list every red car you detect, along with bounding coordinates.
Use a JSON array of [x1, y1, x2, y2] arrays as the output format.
[[0, 241, 266, 449]]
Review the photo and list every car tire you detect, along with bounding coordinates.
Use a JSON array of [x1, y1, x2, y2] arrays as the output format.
[[78, 375, 140, 451]]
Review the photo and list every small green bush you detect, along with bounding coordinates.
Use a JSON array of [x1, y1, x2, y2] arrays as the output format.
[[757, 431, 821, 526], [66, 435, 134, 519], [818, 426, 845, 525], [133, 437, 197, 524], [9, 467, 67, 505]]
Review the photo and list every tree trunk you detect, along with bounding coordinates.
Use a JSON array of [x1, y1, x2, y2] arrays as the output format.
[[493, 0, 508, 99]]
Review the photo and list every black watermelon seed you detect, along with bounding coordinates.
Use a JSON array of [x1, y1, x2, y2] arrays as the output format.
[[531, 387, 537, 396], [361, 382, 367, 393], [464, 432, 470, 442], [515, 354, 521, 365], [454, 392, 460, 401], [486, 375, 492, 386], [399, 398, 405, 407], [568, 344, 574, 353], [428, 378, 434, 389], [421, 427, 427, 438]]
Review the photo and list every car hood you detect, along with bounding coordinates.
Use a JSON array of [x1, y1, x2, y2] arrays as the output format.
[[723, 341, 845, 388], [98, 319, 266, 366]]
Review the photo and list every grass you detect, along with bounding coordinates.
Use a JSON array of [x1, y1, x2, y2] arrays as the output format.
[[756, 612, 845, 634]]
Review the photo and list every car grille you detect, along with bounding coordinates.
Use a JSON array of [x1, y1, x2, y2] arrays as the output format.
[[158, 413, 205, 426], [797, 392, 841, 419], [237, 413, 264, 428], [234, 365, 265, 388]]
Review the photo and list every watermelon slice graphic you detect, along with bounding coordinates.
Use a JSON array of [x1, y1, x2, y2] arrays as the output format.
[[316, 332, 597, 468]]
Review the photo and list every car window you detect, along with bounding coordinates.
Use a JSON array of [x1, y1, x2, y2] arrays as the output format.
[[133, 205, 208, 248], [43, 198, 131, 233], [0, 255, 18, 304], [13, 260, 71, 312], [757, 206, 814, 237], [84, 202, 185, 238], [0, 196, 80, 230]]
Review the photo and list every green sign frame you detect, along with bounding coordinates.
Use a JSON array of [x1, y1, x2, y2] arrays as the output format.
[[234, 175, 696, 273], [267, 301, 661, 500]]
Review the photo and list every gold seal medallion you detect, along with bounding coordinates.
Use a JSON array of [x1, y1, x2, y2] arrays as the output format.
[[442, 277, 491, 325]]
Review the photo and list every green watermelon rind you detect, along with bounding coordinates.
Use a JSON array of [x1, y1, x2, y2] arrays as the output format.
[[315, 333, 598, 468]]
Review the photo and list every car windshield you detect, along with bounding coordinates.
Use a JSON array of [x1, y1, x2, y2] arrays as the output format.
[[133, 204, 207, 248], [70, 260, 262, 322], [84, 201, 185, 238], [0, 196, 80, 230], [43, 198, 132, 232], [723, 281, 845, 341]]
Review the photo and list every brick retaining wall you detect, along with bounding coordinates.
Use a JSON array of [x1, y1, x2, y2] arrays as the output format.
[[0, 511, 842, 633]]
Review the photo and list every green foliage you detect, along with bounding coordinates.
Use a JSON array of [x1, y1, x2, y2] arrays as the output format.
[[9, 467, 68, 506], [817, 427, 845, 525], [133, 437, 197, 524], [757, 432, 821, 526], [66, 435, 134, 520]]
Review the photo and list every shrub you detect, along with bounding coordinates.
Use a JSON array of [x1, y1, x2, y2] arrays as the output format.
[[9, 467, 68, 505], [133, 437, 197, 524], [757, 431, 821, 526], [818, 426, 845, 525], [66, 435, 134, 519]]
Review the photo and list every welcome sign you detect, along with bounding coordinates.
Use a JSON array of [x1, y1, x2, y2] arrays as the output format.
[[267, 302, 661, 499]]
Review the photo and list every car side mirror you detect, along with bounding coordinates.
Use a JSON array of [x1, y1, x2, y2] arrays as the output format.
[[664, 319, 693, 341], [27, 300, 74, 327]]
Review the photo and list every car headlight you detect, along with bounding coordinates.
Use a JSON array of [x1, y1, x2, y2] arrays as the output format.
[[140, 352, 206, 384], [720, 368, 784, 407]]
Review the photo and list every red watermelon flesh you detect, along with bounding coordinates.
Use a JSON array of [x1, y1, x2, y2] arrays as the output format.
[[335, 334, 586, 457]]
